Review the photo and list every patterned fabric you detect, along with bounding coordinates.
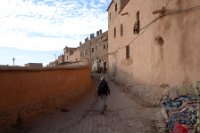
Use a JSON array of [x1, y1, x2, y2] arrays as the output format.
[[167, 107, 197, 131], [162, 95, 197, 131], [162, 95, 197, 111]]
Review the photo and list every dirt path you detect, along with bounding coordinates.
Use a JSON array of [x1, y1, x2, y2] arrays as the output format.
[[26, 75, 159, 133]]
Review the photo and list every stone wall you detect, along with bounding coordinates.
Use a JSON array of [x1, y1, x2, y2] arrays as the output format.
[[0, 66, 92, 132]]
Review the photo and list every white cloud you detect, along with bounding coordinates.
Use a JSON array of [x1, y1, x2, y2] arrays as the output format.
[[0, 34, 77, 51], [0, 0, 109, 51], [99, 0, 108, 5]]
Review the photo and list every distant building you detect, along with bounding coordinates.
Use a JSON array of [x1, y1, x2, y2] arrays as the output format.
[[0, 65, 9, 67], [49, 29, 109, 73], [25, 63, 43, 68], [79, 30, 108, 73], [64, 46, 80, 63], [57, 54, 64, 64], [79, 37, 91, 63]]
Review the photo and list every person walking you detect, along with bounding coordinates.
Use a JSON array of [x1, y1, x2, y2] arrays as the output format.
[[97, 76, 110, 114]]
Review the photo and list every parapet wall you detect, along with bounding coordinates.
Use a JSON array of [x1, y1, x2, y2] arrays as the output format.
[[0, 66, 92, 132]]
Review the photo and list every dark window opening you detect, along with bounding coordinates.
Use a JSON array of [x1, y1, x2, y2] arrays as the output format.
[[126, 45, 130, 59], [120, 24, 123, 36], [114, 27, 116, 38], [155, 36, 164, 46], [103, 45, 106, 49], [133, 11, 140, 34], [115, 3, 117, 12], [92, 48, 94, 53]]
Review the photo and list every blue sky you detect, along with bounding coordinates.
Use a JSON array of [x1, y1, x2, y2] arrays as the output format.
[[0, 0, 110, 66]]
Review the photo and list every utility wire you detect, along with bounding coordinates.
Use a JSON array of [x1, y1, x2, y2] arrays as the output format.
[[106, 4, 200, 57], [165, 0, 172, 9]]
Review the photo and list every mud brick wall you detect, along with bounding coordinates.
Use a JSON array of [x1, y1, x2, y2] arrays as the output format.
[[0, 66, 92, 132]]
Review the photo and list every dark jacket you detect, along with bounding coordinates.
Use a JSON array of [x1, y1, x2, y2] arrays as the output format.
[[97, 79, 110, 96]]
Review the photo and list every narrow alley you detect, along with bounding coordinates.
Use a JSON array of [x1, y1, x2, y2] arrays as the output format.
[[25, 74, 159, 133]]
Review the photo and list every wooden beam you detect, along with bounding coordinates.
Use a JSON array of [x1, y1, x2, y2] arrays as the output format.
[[121, 12, 128, 16], [152, 7, 165, 15]]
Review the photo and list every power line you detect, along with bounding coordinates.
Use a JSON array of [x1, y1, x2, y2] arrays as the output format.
[[166, 0, 170, 8], [107, 4, 200, 57]]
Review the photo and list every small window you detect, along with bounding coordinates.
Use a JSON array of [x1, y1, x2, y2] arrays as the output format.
[[120, 24, 123, 36], [133, 11, 140, 34], [126, 45, 130, 59], [92, 48, 94, 53], [114, 27, 116, 38], [115, 3, 117, 12], [103, 45, 106, 49]]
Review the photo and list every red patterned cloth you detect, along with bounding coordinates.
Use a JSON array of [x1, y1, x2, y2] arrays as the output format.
[[171, 123, 188, 133]]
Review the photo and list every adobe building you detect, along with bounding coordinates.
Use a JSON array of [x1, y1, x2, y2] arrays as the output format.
[[47, 30, 108, 71], [79, 38, 91, 63], [64, 46, 80, 62], [79, 30, 108, 73], [57, 54, 64, 64], [47, 47, 81, 67], [107, 0, 200, 86], [91, 31, 108, 73]]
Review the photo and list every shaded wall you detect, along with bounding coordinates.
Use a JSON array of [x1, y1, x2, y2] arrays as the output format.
[[0, 66, 92, 131]]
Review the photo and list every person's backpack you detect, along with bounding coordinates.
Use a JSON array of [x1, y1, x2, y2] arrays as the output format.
[[98, 80, 108, 95]]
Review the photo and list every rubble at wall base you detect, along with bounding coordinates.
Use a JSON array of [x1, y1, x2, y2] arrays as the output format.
[[110, 74, 196, 107]]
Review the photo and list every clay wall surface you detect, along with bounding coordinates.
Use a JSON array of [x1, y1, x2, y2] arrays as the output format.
[[108, 0, 200, 86], [0, 66, 92, 131]]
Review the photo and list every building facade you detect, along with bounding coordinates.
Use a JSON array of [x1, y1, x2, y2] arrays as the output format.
[[64, 46, 80, 63], [79, 30, 108, 72], [48, 30, 108, 72], [47, 47, 80, 67], [57, 54, 64, 64], [107, 0, 200, 86]]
